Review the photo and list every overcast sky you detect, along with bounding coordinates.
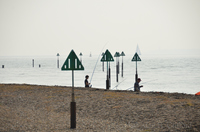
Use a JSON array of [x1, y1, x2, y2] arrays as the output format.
[[0, 0, 200, 56]]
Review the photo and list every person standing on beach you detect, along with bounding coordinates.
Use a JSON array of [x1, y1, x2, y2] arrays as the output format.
[[134, 78, 143, 92], [85, 75, 90, 87]]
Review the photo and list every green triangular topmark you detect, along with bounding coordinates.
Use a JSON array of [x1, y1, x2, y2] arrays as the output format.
[[61, 50, 84, 70], [131, 53, 141, 61], [121, 51, 125, 56], [114, 52, 120, 57], [101, 49, 114, 62]]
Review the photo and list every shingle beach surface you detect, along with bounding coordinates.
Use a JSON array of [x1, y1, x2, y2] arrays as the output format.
[[0, 84, 200, 131]]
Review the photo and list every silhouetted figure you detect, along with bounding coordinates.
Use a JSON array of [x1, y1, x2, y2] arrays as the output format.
[[84, 75, 90, 87], [134, 78, 143, 92]]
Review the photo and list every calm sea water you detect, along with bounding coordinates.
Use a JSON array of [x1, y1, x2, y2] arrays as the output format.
[[0, 54, 199, 94]]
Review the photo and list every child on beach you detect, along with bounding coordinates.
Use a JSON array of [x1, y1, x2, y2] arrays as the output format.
[[84, 75, 90, 87], [134, 78, 143, 92]]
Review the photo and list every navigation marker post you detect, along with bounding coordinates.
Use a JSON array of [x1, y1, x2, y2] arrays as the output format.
[[32, 59, 34, 67], [100, 49, 114, 90], [61, 50, 84, 129], [114, 52, 120, 82], [101, 52, 104, 72], [131, 52, 141, 83], [121, 51, 125, 77], [57, 53, 60, 68], [79, 52, 83, 63]]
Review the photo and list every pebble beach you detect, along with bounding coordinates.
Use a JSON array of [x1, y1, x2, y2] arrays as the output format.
[[0, 84, 200, 131]]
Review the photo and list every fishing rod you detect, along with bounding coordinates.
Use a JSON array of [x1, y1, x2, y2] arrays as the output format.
[[126, 79, 158, 90], [126, 86, 134, 90], [90, 43, 108, 84], [112, 78, 127, 90], [141, 79, 158, 84]]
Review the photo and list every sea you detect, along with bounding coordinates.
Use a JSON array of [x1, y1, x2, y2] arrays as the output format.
[[0, 54, 200, 95]]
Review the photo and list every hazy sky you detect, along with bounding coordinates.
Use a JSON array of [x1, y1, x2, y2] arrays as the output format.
[[0, 0, 200, 56]]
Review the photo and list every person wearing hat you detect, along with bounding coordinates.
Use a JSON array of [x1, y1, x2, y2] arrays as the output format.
[[134, 78, 143, 92], [85, 75, 90, 87]]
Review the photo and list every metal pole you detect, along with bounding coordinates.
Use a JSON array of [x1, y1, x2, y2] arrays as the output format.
[[71, 70, 76, 129]]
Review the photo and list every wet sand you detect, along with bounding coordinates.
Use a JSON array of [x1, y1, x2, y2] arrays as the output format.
[[0, 84, 200, 131]]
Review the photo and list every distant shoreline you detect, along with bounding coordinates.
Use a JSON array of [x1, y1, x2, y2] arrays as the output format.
[[0, 83, 198, 95]]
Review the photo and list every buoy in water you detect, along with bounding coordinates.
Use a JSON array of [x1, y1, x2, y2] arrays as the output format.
[[195, 92, 200, 96]]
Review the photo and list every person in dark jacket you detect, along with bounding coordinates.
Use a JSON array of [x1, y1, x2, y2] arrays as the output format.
[[134, 78, 143, 92], [84, 75, 90, 87]]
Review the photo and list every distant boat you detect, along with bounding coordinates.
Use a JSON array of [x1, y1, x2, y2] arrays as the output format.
[[90, 52, 92, 57], [136, 44, 141, 55]]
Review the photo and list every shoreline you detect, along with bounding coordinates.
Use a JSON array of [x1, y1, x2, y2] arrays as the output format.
[[0, 84, 200, 131], [0, 83, 198, 96]]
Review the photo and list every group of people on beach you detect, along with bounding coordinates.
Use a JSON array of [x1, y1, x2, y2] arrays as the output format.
[[84, 75, 143, 92]]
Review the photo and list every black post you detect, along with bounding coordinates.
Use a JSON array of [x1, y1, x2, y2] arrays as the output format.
[[118, 61, 120, 74], [57, 59, 59, 68], [106, 79, 109, 90], [109, 62, 111, 88], [121, 51, 125, 77], [121, 62, 123, 77], [106, 62, 109, 90], [116, 58, 118, 82], [71, 102, 76, 128], [135, 61, 138, 83], [32, 59, 34, 67], [102, 52, 104, 72], [57, 53, 60, 68], [102, 61, 104, 72], [71, 70, 76, 129], [2, 65, 4, 68]]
